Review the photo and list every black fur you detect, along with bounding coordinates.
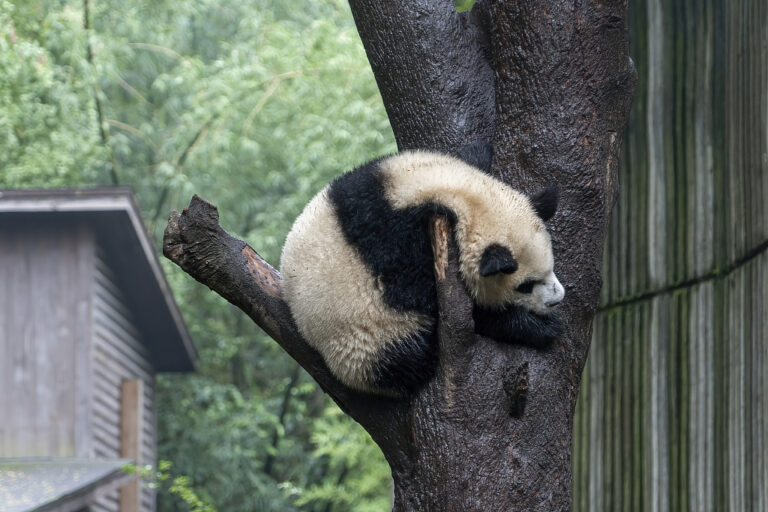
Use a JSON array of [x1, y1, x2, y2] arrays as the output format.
[[328, 158, 455, 316], [371, 323, 438, 395], [473, 305, 563, 348], [530, 187, 559, 222], [479, 244, 518, 276]]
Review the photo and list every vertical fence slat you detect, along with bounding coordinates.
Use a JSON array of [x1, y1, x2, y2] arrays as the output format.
[[588, 312, 606, 512], [759, 252, 768, 511]]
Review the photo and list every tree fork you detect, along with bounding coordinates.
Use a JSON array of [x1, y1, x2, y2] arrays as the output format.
[[165, 0, 635, 509]]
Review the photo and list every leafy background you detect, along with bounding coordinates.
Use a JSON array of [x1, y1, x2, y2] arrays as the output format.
[[1, 0, 396, 509]]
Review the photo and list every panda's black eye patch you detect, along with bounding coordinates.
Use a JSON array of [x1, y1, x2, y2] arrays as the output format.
[[479, 244, 518, 277], [516, 279, 538, 294]]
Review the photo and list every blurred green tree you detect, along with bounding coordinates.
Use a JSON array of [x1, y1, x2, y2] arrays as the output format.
[[1, 0, 395, 510]]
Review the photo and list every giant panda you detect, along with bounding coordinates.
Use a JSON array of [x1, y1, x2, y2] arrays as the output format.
[[280, 150, 565, 396]]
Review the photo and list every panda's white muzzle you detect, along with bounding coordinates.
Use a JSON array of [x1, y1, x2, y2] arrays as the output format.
[[544, 276, 565, 308], [533, 273, 565, 314]]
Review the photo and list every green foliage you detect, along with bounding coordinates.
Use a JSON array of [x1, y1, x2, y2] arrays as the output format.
[[0, 0, 107, 187], [281, 408, 392, 512], [123, 461, 216, 512], [454, 0, 476, 13], [2, 0, 395, 510]]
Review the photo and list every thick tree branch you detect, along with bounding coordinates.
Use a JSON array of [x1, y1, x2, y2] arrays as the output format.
[[163, 195, 336, 394], [348, 0, 494, 151], [489, 0, 637, 370], [349, 1, 635, 509]]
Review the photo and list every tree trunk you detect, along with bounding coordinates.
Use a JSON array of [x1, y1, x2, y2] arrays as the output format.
[[163, 1, 635, 510]]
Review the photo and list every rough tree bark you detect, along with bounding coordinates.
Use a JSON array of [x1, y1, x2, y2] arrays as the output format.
[[163, 1, 635, 510]]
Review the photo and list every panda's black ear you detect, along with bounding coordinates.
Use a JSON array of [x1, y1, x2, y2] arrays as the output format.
[[530, 187, 558, 222], [479, 244, 518, 277]]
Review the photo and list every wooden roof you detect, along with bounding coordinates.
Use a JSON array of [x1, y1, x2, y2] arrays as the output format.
[[0, 188, 196, 371]]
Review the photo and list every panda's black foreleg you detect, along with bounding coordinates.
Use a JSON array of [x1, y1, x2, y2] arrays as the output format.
[[370, 322, 438, 396], [473, 305, 563, 348]]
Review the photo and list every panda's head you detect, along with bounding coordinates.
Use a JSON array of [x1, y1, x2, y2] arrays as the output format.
[[465, 187, 565, 315]]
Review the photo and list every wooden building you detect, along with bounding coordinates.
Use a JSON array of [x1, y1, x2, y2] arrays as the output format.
[[0, 188, 196, 512]]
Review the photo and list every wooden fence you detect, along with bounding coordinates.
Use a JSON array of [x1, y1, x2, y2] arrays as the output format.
[[573, 0, 767, 510]]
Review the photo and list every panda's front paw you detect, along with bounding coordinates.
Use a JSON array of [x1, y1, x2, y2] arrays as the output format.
[[524, 310, 563, 348], [473, 305, 563, 348]]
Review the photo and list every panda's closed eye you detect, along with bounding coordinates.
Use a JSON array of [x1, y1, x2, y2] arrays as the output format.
[[516, 279, 539, 294]]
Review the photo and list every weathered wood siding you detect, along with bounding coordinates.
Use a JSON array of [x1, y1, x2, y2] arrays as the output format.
[[0, 221, 157, 511], [573, 0, 768, 510], [92, 249, 157, 512], [0, 223, 94, 458]]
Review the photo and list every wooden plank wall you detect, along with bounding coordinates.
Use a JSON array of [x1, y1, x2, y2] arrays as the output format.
[[91, 249, 157, 512], [0, 223, 93, 458], [573, 0, 768, 510]]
